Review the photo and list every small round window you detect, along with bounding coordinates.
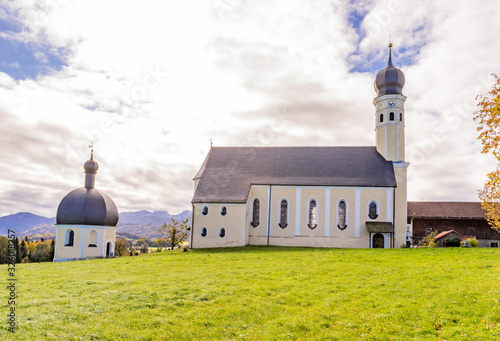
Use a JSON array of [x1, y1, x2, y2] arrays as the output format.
[[219, 227, 226, 238], [202, 206, 208, 215], [201, 227, 207, 237], [220, 206, 227, 216]]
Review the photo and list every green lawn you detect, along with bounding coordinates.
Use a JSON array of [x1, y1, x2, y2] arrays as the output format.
[[1, 247, 499, 340]]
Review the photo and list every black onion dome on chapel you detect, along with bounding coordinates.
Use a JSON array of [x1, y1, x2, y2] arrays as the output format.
[[374, 44, 405, 96], [56, 151, 118, 226]]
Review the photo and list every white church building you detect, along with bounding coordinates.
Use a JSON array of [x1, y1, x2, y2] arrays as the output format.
[[190, 45, 409, 249]]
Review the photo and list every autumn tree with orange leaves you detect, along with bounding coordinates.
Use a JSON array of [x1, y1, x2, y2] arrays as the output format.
[[474, 74, 500, 231]]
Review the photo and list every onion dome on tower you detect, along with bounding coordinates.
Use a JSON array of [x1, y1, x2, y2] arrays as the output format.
[[56, 150, 118, 226], [374, 43, 405, 96]]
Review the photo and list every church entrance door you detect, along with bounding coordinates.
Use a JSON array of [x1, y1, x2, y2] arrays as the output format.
[[373, 233, 384, 248], [106, 242, 112, 257]]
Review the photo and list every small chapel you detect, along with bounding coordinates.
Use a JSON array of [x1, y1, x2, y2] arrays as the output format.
[[190, 44, 409, 249], [53, 150, 119, 261]]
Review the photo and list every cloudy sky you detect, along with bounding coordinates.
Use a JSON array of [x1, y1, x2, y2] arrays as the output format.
[[0, 0, 499, 218]]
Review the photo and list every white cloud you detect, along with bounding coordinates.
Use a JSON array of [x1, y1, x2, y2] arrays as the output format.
[[0, 0, 499, 218]]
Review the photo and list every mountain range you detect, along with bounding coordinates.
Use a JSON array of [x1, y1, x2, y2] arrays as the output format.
[[0, 210, 192, 237]]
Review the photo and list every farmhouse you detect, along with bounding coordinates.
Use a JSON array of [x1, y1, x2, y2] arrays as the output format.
[[190, 45, 409, 249], [53, 150, 118, 261], [407, 201, 500, 247]]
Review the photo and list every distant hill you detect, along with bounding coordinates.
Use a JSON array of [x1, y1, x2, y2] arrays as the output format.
[[0, 210, 192, 238], [0, 212, 56, 236], [118, 210, 191, 226]]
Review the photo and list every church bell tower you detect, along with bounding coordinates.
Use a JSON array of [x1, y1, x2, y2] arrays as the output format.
[[373, 43, 406, 162], [373, 44, 409, 248]]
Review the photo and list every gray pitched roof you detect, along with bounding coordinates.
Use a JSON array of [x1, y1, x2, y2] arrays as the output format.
[[192, 146, 396, 204]]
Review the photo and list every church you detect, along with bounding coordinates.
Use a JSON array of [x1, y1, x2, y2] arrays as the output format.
[[190, 45, 409, 249], [53, 150, 119, 261]]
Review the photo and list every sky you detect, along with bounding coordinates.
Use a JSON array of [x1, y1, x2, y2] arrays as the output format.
[[0, 0, 499, 218]]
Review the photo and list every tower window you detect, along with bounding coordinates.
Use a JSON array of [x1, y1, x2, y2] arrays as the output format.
[[251, 198, 260, 227], [379, 114, 383, 123], [220, 206, 227, 216], [389, 112, 395, 121], [88, 230, 97, 247], [219, 227, 226, 238], [399, 113, 403, 122], [338, 200, 347, 230], [201, 227, 207, 237], [308, 199, 317, 229], [368, 201, 379, 220], [279, 199, 288, 229], [65, 229, 74, 247], [202, 206, 208, 215]]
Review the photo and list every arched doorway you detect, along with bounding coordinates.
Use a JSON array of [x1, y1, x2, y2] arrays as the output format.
[[106, 242, 112, 257], [373, 233, 385, 248]]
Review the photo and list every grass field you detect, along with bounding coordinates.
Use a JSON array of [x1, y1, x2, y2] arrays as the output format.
[[1, 247, 499, 340]]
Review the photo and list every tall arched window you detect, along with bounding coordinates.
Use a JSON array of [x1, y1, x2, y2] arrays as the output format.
[[220, 206, 227, 216], [399, 113, 403, 122], [202, 206, 208, 215], [308, 199, 317, 229], [379, 113, 383, 123], [251, 198, 260, 227], [200, 227, 207, 237], [368, 201, 379, 220], [338, 200, 347, 230], [389, 112, 395, 121], [65, 229, 74, 247], [88, 230, 97, 247], [279, 199, 288, 229]]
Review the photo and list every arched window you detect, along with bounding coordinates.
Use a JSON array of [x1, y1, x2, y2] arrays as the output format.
[[65, 229, 74, 247], [399, 113, 403, 122], [200, 227, 207, 237], [202, 206, 208, 215], [379, 113, 383, 123], [219, 227, 226, 238], [368, 201, 379, 220], [308, 199, 317, 229], [279, 199, 288, 229], [220, 206, 227, 216], [338, 200, 347, 230], [389, 112, 395, 121], [251, 198, 260, 227], [88, 230, 97, 247]]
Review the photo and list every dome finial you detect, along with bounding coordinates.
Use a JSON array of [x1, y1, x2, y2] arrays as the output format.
[[388, 43, 393, 66], [84, 146, 99, 188]]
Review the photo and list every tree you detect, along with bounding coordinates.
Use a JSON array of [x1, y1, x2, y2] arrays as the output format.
[[49, 240, 55, 260], [474, 74, 500, 230], [114, 237, 130, 257], [155, 237, 164, 252], [157, 218, 190, 250], [15, 237, 22, 264], [20, 240, 28, 260]]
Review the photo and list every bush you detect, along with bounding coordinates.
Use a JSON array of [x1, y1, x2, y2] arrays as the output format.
[[443, 238, 461, 247], [400, 244, 409, 248], [461, 237, 479, 247], [422, 230, 438, 247]]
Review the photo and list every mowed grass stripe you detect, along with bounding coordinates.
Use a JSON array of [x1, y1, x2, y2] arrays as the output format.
[[1, 247, 499, 340]]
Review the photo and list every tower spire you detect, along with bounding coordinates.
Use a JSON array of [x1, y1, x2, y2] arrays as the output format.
[[84, 147, 99, 189], [388, 42, 393, 66]]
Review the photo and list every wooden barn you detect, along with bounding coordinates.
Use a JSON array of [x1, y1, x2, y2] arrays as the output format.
[[407, 202, 500, 247]]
